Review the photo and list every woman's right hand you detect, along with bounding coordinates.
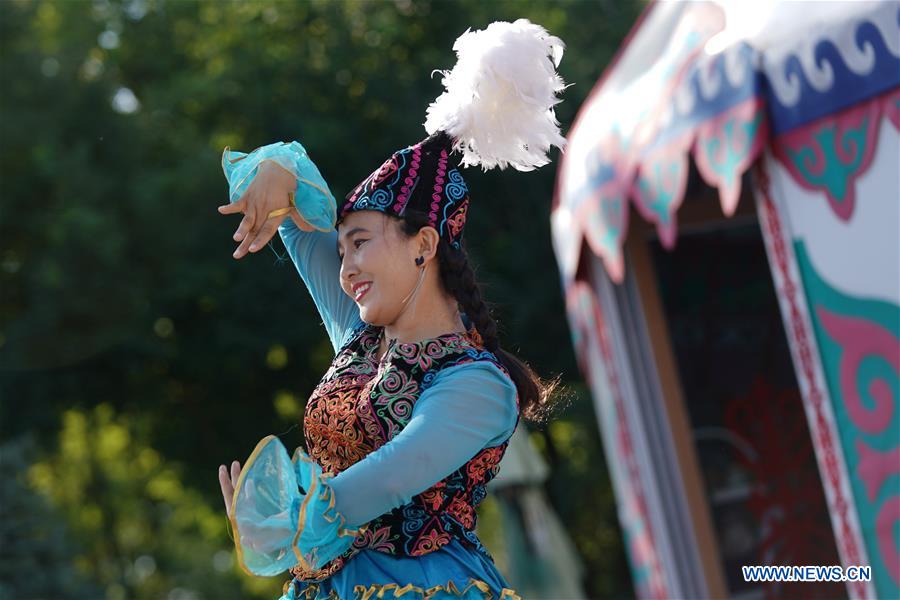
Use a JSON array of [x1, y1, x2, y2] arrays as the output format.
[[218, 460, 241, 519], [217, 159, 317, 259]]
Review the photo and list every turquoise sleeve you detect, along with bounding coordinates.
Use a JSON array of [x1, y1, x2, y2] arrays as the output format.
[[327, 361, 519, 528], [229, 436, 361, 576], [221, 140, 335, 231], [276, 223, 365, 354], [221, 141, 364, 353]]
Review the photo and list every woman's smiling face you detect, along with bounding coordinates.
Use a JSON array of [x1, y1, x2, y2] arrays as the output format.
[[337, 210, 421, 325]]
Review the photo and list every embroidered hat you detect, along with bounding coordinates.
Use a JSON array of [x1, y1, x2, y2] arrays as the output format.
[[336, 19, 568, 247], [339, 131, 469, 248]]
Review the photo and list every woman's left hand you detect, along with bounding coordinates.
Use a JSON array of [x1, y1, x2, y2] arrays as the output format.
[[218, 460, 242, 518]]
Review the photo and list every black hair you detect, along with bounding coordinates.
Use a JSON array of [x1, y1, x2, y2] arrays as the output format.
[[392, 210, 560, 423]]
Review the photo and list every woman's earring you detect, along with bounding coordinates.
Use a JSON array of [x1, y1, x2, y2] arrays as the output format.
[[415, 256, 424, 266]]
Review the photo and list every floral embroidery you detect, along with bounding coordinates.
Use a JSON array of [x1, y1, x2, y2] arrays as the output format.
[[465, 446, 506, 484], [447, 497, 475, 529], [411, 526, 453, 555], [420, 484, 446, 512], [291, 323, 519, 583], [351, 524, 397, 553]]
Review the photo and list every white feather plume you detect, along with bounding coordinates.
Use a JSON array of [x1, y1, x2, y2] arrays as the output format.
[[424, 18, 567, 172]]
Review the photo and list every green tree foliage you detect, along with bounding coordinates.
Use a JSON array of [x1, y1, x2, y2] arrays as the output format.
[[22, 403, 282, 598], [1, 0, 642, 597], [0, 436, 101, 599]]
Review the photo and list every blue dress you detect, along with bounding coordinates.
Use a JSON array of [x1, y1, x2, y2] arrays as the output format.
[[222, 142, 521, 599]]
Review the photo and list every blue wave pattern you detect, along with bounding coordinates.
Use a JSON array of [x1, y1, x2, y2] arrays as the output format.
[[769, 10, 900, 134], [647, 3, 899, 149], [649, 42, 760, 152]]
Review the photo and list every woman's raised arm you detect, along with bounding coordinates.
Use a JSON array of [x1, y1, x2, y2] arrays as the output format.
[[220, 141, 364, 353], [277, 220, 364, 354]]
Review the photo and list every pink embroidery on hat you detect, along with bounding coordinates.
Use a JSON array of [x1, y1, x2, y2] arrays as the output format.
[[394, 144, 422, 215], [428, 149, 448, 227]]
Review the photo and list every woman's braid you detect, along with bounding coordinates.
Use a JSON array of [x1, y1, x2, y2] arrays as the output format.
[[394, 211, 562, 423], [438, 245, 499, 352]]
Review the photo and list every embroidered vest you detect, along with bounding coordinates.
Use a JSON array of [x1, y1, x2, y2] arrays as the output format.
[[289, 323, 519, 582]]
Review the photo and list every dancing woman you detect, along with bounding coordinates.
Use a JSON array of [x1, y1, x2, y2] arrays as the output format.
[[216, 20, 566, 599]]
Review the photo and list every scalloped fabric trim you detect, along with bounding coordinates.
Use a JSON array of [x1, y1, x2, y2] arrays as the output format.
[[282, 578, 340, 600], [282, 578, 521, 600], [289, 447, 367, 576], [299, 451, 365, 538], [353, 579, 521, 600]]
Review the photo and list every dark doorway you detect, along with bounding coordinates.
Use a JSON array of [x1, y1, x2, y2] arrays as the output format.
[[643, 183, 846, 599]]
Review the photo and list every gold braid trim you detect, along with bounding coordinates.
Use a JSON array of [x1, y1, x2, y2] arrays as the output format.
[[352, 579, 522, 600], [229, 436, 365, 579], [223, 145, 247, 164], [229, 434, 279, 577], [282, 579, 521, 600], [290, 452, 319, 572], [282, 579, 340, 600], [298, 175, 337, 217], [289, 447, 368, 579], [292, 447, 367, 537]]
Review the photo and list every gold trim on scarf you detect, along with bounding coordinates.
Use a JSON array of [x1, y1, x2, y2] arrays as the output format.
[[290, 454, 318, 572], [287, 447, 368, 579], [297, 175, 337, 214], [228, 435, 365, 578], [292, 448, 366, 537], [223, 145, 248, 163], [228, 434, 278, 577]]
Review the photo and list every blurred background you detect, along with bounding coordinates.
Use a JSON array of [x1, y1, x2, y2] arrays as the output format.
[[0, 1, 644, 598]]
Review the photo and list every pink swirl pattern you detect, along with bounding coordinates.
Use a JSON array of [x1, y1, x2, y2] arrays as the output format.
[[428, 150, 449, 228], [394, 144, 422, 215], [817, 307, 897, 435]]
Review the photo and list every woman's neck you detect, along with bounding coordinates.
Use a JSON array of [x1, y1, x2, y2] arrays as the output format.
[[378, 300, 465, 358], [374, 258, 468, 359], [381, 318, 466, 344]]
